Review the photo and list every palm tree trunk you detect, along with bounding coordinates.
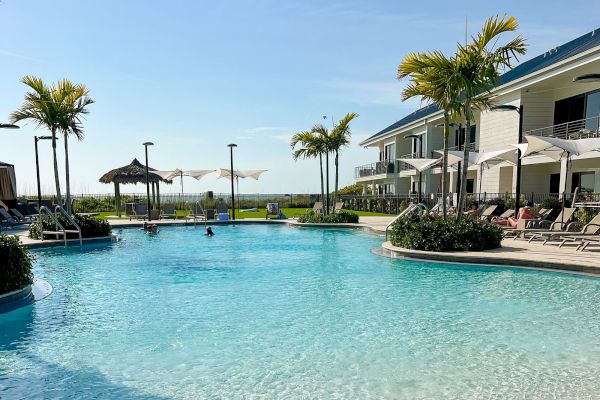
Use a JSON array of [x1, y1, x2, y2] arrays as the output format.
[[319, 153, 325, 210], [458, 101, 471, 220], [64, 134, 72, 214], [51, 129, 63, 207], [334, 151, 339, 209], [442, 112, 450, 219], [325, 151, 330, 215]]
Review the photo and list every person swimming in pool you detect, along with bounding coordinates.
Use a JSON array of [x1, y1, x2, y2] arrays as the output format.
[[141, 222, 159, 234], [205, 226, 214, 237]]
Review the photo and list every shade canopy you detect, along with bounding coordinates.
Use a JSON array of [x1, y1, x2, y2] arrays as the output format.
[[435, 148, 518, 167], [99, 158, 172, 185], [217, 168, 268, 180], [154, 169, 216, 181], [397, 158, 441, 172], [0, 161, 17, 202], [523, 135, 600, 160]]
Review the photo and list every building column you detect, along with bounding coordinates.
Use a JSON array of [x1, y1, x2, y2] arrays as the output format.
[[361, 183, 367, 195]]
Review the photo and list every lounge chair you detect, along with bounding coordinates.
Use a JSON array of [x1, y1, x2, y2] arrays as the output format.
[[578, 237, 600, 252], [479, 205, 498, 220], [333, 202, 344, 213], [266, 202, 280, 219], [0, 208, 20, 228], [185, 203, 206, 222], [9, 208, 35, 223], [129, 203, 148, 221], [491, 208, 515, 222], [312, 202, 323, 214], [505, 208, 576, 240], [161, 204, 177, 219], [538, 212, 600, 248]]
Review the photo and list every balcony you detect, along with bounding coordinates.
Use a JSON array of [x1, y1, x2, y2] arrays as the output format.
[[445, 142, 478, 152], [525, 115, 600, 139], [355, 160, 397, 178]]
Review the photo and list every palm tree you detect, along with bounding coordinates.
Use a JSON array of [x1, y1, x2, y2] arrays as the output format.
[[56, 80, 94, 214], [291, 129, 327, 211], [329, 113, 359, 208], [311, 124, 332, 215], [398, 51, 461, 218], [10, 76, 94, 214], [453, 15, 526, 217]]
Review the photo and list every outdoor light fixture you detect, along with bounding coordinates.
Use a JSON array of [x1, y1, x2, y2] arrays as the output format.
[[227, 143, 237, 220], [34, 136, 53, 209], [0, 123, 20, 129], [573, 73, 600, 83], [491, 104, 524, 216], [143, 142, 154, 221]]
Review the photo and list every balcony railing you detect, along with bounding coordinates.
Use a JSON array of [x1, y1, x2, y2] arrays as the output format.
[[525, 115, 600, 139], [355, 160, 397, 178], [446, 142, 478, 152]]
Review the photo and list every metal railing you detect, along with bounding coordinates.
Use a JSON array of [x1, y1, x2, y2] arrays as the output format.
[[524, 115, 600, 139], [355, 160, 397, 178], [39, 206, 67, 246], [446, 142, 478, 152], [55, 205, 82, 247], [385, 203, 428, 240]]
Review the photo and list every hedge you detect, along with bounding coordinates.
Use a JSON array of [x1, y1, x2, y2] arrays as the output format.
[[297, 210, 359, 224], [0, 234, 34, 295], [390, 213, 502, 252]]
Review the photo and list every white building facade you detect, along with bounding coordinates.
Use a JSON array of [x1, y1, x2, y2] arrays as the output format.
[[354, 28, 600, 206]]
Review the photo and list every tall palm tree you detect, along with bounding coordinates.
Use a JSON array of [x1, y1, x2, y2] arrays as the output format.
[[56, 80, 94, 214], [291, 129, 327, 210], [398, 51, 461, 218], [453, 15, 526, 217], [11, 76, 94, 214], [311, 124, 332, 215], [330, 113, 359, 207]]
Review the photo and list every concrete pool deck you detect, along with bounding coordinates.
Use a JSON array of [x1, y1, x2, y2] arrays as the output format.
[[9, 215, 599, 274]]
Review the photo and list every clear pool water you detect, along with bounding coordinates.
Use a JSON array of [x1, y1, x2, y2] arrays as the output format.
[[2, 225, 600, 399]]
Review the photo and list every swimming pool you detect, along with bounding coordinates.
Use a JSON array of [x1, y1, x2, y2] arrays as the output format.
[[2, 225, 600, 399]]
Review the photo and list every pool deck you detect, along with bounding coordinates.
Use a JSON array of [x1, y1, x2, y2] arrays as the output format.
[[9, 216, 599, 274]]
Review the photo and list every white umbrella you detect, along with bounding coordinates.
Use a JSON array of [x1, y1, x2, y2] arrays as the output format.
[[522, 135, 600, 219], [155, 169, 216, 207]]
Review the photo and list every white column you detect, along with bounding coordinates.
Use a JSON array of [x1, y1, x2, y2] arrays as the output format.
[[361, 183, 367, 195], [595, 170, 600, 192], [558, 158, 569, 197]]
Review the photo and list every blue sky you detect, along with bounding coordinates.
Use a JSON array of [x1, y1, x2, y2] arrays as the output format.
[[1, 0, 598, 195]]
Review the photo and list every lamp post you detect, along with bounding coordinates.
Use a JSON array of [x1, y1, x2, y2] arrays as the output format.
[[491, 104, 523, 217], [405, 133, 424, 203], [143, 142, 154, 221], [34, 136, 52, 209], [227, 143, 237, 220]]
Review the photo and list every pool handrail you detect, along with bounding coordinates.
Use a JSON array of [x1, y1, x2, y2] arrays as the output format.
[[54, 205, 82, 247], [385, 203, 428, 241]]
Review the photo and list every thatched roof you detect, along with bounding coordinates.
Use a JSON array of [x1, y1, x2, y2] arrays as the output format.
[[99, 158, 173, 185]]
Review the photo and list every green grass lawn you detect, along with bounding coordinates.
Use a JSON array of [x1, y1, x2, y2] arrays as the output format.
[[93, 208, 391, 220]]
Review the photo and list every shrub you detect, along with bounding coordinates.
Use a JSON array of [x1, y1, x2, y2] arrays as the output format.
[[389, 213, 502, 252], [337, 184, 364, 196], [29, 214, 112, 240], [576, 208, 595, 225], [505, 195, 527, 211], [539, 197, 562, 219], [297, 210, 359, 224], [0, 234, 34, 294]]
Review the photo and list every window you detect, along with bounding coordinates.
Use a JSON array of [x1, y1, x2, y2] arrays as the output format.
[[454, 125, 476, 148], [550, 173, 560, 194], [466, 179, 474, 194], [383, 143, 395, 161], [572, 172, 596, 193], [585, 91, 600, 130], [554, 89, 600, 127]]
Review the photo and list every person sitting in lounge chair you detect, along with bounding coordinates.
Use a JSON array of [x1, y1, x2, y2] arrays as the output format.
[[492, 202, 536, 227], [463, 203, 479, 217]]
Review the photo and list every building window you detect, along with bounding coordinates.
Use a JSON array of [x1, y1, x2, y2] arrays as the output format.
[[572, 172, 595, 193], [466, 179, 474, 194], [383, 143, 395, 161], [550, 173, 560, 194], [554, 89, 600, 126]]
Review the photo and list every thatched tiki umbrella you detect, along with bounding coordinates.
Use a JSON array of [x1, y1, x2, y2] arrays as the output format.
[[99, 158, 172, 217]]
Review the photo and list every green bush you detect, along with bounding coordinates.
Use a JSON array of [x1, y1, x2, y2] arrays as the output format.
[[337, 184, 364, 196], [539, 197, 562, 219], [297, 210, 359, 224], [0, 234, 34, 294], [390, 213, 502, 252], [505, 195, 527, 211], [29, 214, 112, 240]]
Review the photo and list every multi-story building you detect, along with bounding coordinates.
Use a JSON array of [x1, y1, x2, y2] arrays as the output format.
[[355, 28, 600, 205]]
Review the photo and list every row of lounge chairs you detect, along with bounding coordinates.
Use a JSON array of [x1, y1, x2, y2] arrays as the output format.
[[128, 202, 229, 221], [311, 201, 343, 214], [0, 201, 40, 228]]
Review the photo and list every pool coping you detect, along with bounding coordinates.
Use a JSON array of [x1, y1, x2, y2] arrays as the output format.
[[380, 241, 600, 276], [23, 234, 117, 249], [0, 278, 53, 314]]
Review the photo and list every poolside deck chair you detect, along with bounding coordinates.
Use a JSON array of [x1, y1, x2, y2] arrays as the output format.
[[491, 208, 515, 222], [578, 237, 600, 252], [160, 204, 177, 219], [540, 212, 600, 248], [333, 202, 344, 214], [479, 205, 498, 221], [266, 202, 280, 219], [9, 208, 35, 223], [0, 208, 20, 228], [312, 202, 323, 214], [129, 203, 148, 221], [185, 203, 206, 222], [506, 208, 576, 240]]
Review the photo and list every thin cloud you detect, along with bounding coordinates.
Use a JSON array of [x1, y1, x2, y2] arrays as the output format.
[[0, 49, 43, 63]]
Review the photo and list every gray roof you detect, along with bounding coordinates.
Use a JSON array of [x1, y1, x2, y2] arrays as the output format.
[[364, 27, 600, 144]]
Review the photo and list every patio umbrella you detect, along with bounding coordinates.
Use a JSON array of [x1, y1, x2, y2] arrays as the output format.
[[217, 169, 267, 213], [522, 135, 600, 220], [154, 169, 216, 208], [99, 158, 172, 217]]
